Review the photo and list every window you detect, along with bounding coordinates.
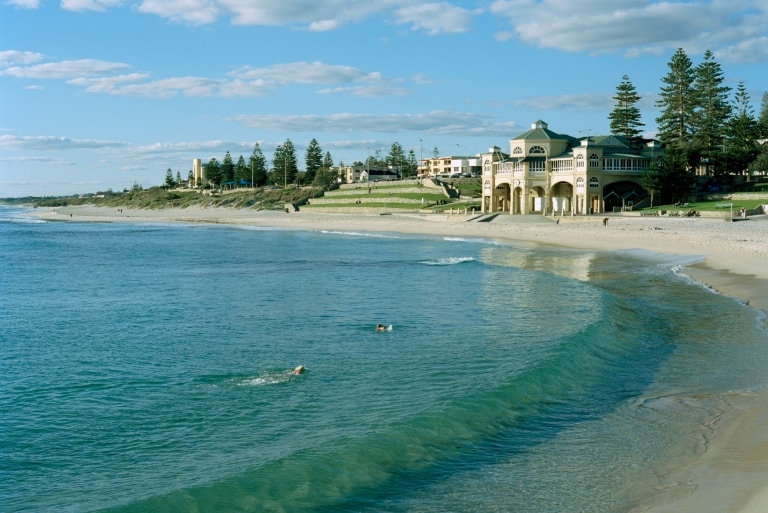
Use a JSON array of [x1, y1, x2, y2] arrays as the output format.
[[589, 177, 599, 188], [529, 145, 546, 155], [590, 154, 599, 167], [513, 147, 523, 155], [576, 154, 585, 169], [576, 177, 584, 190]]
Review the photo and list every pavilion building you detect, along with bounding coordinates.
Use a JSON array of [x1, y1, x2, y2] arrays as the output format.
[[481, 120, 663, 215]]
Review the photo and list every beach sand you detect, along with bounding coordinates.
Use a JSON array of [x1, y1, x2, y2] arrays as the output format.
[[31, 205, 768, 512]]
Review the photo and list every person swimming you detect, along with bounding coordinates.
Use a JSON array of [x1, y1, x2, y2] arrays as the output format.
[[291, 365, 305, 375], [376, 324, 392, 331]]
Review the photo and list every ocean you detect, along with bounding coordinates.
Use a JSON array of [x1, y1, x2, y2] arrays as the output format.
[[1, 205, 767, 513]]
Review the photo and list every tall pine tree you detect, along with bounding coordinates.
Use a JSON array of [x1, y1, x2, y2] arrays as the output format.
[[304, 138, 323, 185], [759, 91, 768, 139], [249, 143, 268, 187], [221, 151, 235, 184], [235, 155, 248, 184], [205, 158, 221, 187], [656, 48, 696, 147], [725, 82, 760, 176], [272, 139, 298, 187], [691, 50, 731, 162], [386, 142, 406, 177], [322, 151, 334, 169], [608, 75, 644, 145]]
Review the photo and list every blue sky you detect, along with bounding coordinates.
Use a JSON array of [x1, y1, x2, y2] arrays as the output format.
[[1, 0, 766, 196]]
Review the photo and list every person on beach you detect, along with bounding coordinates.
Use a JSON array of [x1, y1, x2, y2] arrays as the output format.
[[603, 217, 609, 226]]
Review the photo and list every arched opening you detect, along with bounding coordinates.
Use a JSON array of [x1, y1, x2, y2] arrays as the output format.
[[529, 186, 545, 213], [550, 181, 574, 215], [603, 180, 647, 212], [495, 183, 511, 212]]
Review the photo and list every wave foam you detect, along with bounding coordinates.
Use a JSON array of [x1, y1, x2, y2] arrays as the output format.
[[420, 256, 476, 266]]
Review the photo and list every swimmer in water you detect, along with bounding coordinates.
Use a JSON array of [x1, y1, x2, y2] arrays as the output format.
[[376, 324, 386, 331], [291, 365, 305, 375]]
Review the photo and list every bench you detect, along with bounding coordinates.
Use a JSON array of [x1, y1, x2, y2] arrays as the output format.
[[715, 203, 732, 209]]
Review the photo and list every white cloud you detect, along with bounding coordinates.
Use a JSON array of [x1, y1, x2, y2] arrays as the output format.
[[0, 59, 130, 79], [4, 0, 40, 8], [137, 0, 220, 24], [227, 111, 520, 137], [2, 56, 415, 98], [0, 134, 129, 151], [61, 0, 123, 12], [0, 50, 44, 67], [234, 61, 378, 85], [513, 93, 611, 112], [134, 0, 393, 27], [316, 85, 413, 97], [714, 37, 768, 64], [489, 0, 768, 62], [110, 0, 479, 34], [394, 2, 480, 35]]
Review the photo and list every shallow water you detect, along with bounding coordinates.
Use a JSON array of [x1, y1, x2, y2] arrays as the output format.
[[1, 205, 766, 512]]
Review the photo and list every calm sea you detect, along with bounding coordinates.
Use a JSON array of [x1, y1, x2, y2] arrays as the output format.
[[1, 205, 767, 513]]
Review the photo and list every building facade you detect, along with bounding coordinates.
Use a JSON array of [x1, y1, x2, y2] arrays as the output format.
[[481, 120, 662, 215], [191, 158, 206, 188], [420, 155, 481, 178], [334, 165, 399, 183]]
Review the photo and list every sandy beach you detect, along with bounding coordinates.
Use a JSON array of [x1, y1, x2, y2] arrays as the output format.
[[30, 204, 768, 512]]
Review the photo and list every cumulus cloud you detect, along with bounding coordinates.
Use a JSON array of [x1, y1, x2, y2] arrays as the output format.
[[137, 0, 220, 24], [489, 0, 768, 62], [227, 111, 520, 137], [0, 50, 44, 67], [394, 2, 480, 35], [714, 36, 768, 64]]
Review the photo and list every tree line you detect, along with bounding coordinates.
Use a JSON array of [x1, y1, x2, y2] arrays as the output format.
[[164, 139, 422, 190], [608, 48, 768, 202]]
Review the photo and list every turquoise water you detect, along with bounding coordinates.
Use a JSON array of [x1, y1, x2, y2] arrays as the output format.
[[1, 206, 767, 512]]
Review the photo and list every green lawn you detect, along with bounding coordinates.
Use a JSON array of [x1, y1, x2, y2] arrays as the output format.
[[645, 199, 766, 212]]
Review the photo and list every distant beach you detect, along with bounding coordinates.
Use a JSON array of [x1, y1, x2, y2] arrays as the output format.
[[29, 204, 768, 513]]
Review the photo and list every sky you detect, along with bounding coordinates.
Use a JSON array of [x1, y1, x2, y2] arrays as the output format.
[[1, 0, 767, 197]]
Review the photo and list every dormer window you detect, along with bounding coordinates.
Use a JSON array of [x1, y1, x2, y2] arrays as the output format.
[[513, 147, 523, 155], [529, 145, 546, 155]]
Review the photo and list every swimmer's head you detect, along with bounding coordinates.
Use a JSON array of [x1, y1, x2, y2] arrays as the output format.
[[293, 365, 305, 374]]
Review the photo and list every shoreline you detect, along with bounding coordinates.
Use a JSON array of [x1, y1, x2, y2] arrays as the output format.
[[27, 204, 768, 513], [30, 204, 768, 313]]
